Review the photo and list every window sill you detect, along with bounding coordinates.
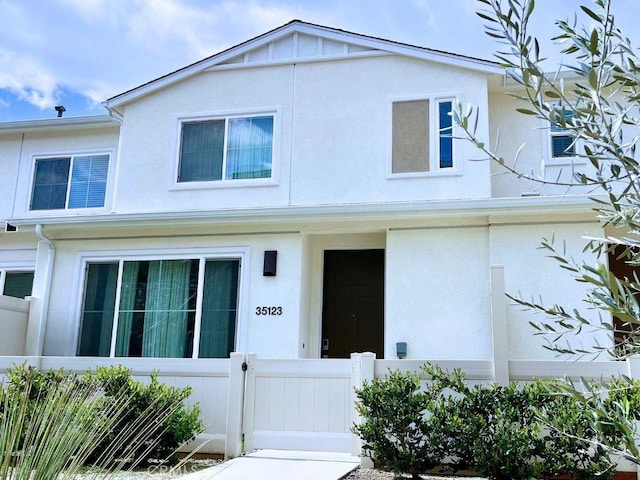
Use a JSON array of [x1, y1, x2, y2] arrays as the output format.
[[169, 178, 279, 191], [387, 169, 462, 180], [26, 207, 109, 215], [545, 157, 586, 167]]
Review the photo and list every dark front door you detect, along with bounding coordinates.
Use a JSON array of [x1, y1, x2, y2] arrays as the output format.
[[321, 249, 384, 358]]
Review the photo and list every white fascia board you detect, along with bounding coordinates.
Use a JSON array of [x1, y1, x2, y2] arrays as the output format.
[[7, 195, 598, 228], [0, 115, 117, 134]]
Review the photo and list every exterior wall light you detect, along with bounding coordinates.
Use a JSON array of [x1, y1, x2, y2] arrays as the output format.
[[263, 250, 277, 276]]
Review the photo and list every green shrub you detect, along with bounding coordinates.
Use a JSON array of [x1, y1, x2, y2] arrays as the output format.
[[6, 364, 204, 466], [91, 365, 204, 465], [353, 369, 443, 479], [353, 364, 620, 480], [0, 365, 199, 480], [425, 366, 544, 480]]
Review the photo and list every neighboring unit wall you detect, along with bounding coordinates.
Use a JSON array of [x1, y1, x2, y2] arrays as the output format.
[[0, 132, 23, 223], [9, 125, 120, 219], [384, 217, 611, 361], [489, 220, 609, 359]]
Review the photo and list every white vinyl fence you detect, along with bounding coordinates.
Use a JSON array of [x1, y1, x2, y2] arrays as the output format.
[[0, 353, 638, 463]]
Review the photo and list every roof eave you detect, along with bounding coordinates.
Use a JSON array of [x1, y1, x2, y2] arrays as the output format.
[[6, 195, 598, 230], [0, 115, 118, 134]]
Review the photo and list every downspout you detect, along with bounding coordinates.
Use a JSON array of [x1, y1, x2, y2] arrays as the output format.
[[33, 224, 55, 360]]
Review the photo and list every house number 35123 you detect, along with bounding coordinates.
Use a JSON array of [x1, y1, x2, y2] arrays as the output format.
[[255, 306, 283, 316]]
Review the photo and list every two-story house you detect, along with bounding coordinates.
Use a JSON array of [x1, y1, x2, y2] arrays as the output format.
[[0, 20, 609, 366]]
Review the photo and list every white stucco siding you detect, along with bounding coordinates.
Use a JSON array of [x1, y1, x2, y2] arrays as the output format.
[[0, 133, 23, 222], [0, 234, 37, 265], [291, 55, 492, 205], [9, 127, 120, 219], [42, 232, 303, 358], [489, 221, 610, 359], [385, 227, 492, 360], [111, 55, 493, 214], [113, 66, 295, 213]]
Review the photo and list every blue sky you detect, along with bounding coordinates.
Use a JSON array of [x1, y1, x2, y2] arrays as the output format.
[[1, 0, 639, 122]]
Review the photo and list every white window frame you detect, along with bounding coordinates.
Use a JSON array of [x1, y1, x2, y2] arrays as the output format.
[[170, 107, 280, 190], [387, 94, 461, 179], [543, 108, 584, 166], [72, 247, 249, 359], [27, 149, 114, 212], [0, 264, 35, 298]]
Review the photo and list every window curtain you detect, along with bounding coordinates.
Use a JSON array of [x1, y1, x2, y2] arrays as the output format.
[[115, 261, 140, 356], [199, 260, 239, 358], [226, 117, 273, 179], [141, 260, 191, 357]]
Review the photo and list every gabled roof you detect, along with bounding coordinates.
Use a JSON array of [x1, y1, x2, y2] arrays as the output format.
[[105, 20, 503, 110]]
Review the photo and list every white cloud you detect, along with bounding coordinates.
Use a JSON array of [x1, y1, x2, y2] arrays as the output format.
[[0, 48, 61, 110]]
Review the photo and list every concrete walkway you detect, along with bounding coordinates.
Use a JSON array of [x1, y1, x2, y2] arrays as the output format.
[[180, 450, 360, 480]]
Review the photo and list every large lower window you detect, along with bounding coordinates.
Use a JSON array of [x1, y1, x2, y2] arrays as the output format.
[[77, 258, 240, 358], [178, 115, 273, 182], [31, 154, 109, 210], [391, 98, 454, 174]]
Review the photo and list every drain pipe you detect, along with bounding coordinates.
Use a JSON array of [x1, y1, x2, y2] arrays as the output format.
[[31, 224, 55, 361]]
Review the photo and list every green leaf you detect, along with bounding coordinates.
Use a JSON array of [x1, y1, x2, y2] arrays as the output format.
[[580, 5, 602, 23]]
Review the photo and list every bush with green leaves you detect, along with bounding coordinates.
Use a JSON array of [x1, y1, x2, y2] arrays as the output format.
[[353, 364, 620, 480], [352, 367, 455, 479], [6, 364, 204, 466], [0, 365, 202, 480]]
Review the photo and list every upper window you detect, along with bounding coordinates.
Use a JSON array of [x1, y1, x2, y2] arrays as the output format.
[[30, 154, 109, 210], [391, 98, 454, 175], [1, 271, 34, 299], [77, 257, 240, 359], [549, 109, 576, 160], [178, 115, 274, 183]]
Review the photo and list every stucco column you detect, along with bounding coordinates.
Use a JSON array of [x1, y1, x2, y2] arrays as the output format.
[[490, 265, 509, 385]]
